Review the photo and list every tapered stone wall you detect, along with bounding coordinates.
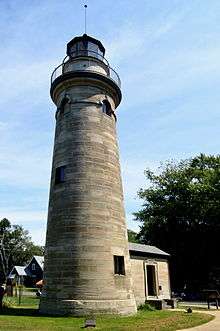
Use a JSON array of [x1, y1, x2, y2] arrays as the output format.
[[39, 80, 137, 315]]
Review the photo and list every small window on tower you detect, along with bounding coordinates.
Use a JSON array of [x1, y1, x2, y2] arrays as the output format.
[[59, 97, 70, 114], [114, 255, 125, 275], [102, 99, 112, 117], [55, 166, 66, 184]]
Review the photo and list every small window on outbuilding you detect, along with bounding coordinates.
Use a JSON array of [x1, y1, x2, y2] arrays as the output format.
[[32, 263, 36, 271], [55, 166, 66, 184], [102, 99, 112, 117], [114, 255, 125, 275]]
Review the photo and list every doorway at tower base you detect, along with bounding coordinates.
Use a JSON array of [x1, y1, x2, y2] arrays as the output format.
[[39, 298, 137, 316]]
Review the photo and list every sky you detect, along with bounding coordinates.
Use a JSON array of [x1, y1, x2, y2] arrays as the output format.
[[0, 0, 220, 245]]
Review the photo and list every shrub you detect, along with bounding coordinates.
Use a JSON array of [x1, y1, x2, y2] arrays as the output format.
[[138, 303, 156, 311], [3, 297, 16, 308]]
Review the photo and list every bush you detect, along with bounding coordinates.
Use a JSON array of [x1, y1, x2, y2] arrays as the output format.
[[25, 287, 37, 292], [138, 303, 156, 311], [3, 297, 16, 308]]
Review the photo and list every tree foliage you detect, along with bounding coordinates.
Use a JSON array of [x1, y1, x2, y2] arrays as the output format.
[[134, 154, 220, 291], [0, 218, 44, 281], [127, 229, 140, 243]]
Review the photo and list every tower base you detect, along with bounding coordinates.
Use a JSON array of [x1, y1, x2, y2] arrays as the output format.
[[39, 298, 137, 316]]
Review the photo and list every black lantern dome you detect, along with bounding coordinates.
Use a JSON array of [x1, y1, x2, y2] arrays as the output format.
[[67, 34, 105, 60]]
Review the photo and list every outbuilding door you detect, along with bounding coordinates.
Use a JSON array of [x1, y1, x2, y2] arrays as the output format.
[[145, 263, 158, 298]]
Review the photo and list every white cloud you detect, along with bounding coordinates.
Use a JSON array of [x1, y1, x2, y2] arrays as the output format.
[[106, 4, 188, 64], [28, 227, 46, 246], [0, 121, 8, 131], [121, 159, 159, 201], [0, 146, 51, 188], [126, 212, 141, 233], [120, 45, 220, 110], [0, 60, 55, 105]]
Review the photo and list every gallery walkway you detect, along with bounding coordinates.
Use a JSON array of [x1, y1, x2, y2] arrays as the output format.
[[177, 310, 220, 331]]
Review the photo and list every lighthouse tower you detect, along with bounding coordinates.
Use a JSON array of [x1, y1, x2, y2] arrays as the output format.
[[39, 34, 137, 316]]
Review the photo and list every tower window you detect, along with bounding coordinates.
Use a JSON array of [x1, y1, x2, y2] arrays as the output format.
[[114, 255, 125, 275], [59, 96, 70, 114], [55, 166, 66, 184], [102, 99, 112, 117]]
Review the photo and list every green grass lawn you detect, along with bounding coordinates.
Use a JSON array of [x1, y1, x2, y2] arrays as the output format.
[[24, 287, 38, 293], [3, 293, 39, 308], [1, 296, 214, 331]]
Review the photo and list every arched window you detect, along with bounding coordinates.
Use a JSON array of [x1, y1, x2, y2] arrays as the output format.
[[56, 95, 71, 119], [59, 96, 71, 114], [102, 99, 112, 117]]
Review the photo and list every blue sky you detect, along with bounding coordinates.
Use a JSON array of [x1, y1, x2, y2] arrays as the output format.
[[0, 0, 220, 244]]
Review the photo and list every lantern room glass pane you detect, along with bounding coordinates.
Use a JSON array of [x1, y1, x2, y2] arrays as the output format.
[[88, 41, 104, 60], [70, 40, 104, 60]]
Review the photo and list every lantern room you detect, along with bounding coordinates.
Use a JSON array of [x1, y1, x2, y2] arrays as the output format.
[[67, 33, 105, 61]]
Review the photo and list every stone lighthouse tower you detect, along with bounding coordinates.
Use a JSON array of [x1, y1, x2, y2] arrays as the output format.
[[39, 34, 137, 316]]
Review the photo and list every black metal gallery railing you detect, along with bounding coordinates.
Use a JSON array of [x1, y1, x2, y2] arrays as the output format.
[[51, 51, 121, 87]]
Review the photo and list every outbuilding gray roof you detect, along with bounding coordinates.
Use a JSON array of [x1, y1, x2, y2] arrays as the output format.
[[34, 256, 44, 270], [9, 266, 27, 277], [129, 243, 170, 257]]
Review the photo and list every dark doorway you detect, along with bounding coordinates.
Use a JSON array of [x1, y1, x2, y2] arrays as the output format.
[[146, 265, 157, 296]]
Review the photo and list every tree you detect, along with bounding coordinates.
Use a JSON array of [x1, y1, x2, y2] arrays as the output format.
[[134, 154, 220, 292], [127, 229, 140, 243], [0, 218, 44, 282]]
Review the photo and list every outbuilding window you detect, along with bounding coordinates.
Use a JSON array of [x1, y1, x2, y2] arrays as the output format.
[[114, 255, 125, 275], [55, 166, 66, 184], [32, 263, 36, 271]]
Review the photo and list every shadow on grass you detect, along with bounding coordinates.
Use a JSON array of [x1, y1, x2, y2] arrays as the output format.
[[1, 307, 69, 318], [1, 307, 39, 317]]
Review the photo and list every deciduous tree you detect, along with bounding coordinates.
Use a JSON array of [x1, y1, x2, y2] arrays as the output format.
[[127, 229, 139, 243], [0, 218, 44, 282], [134, 154, 220, 292]]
